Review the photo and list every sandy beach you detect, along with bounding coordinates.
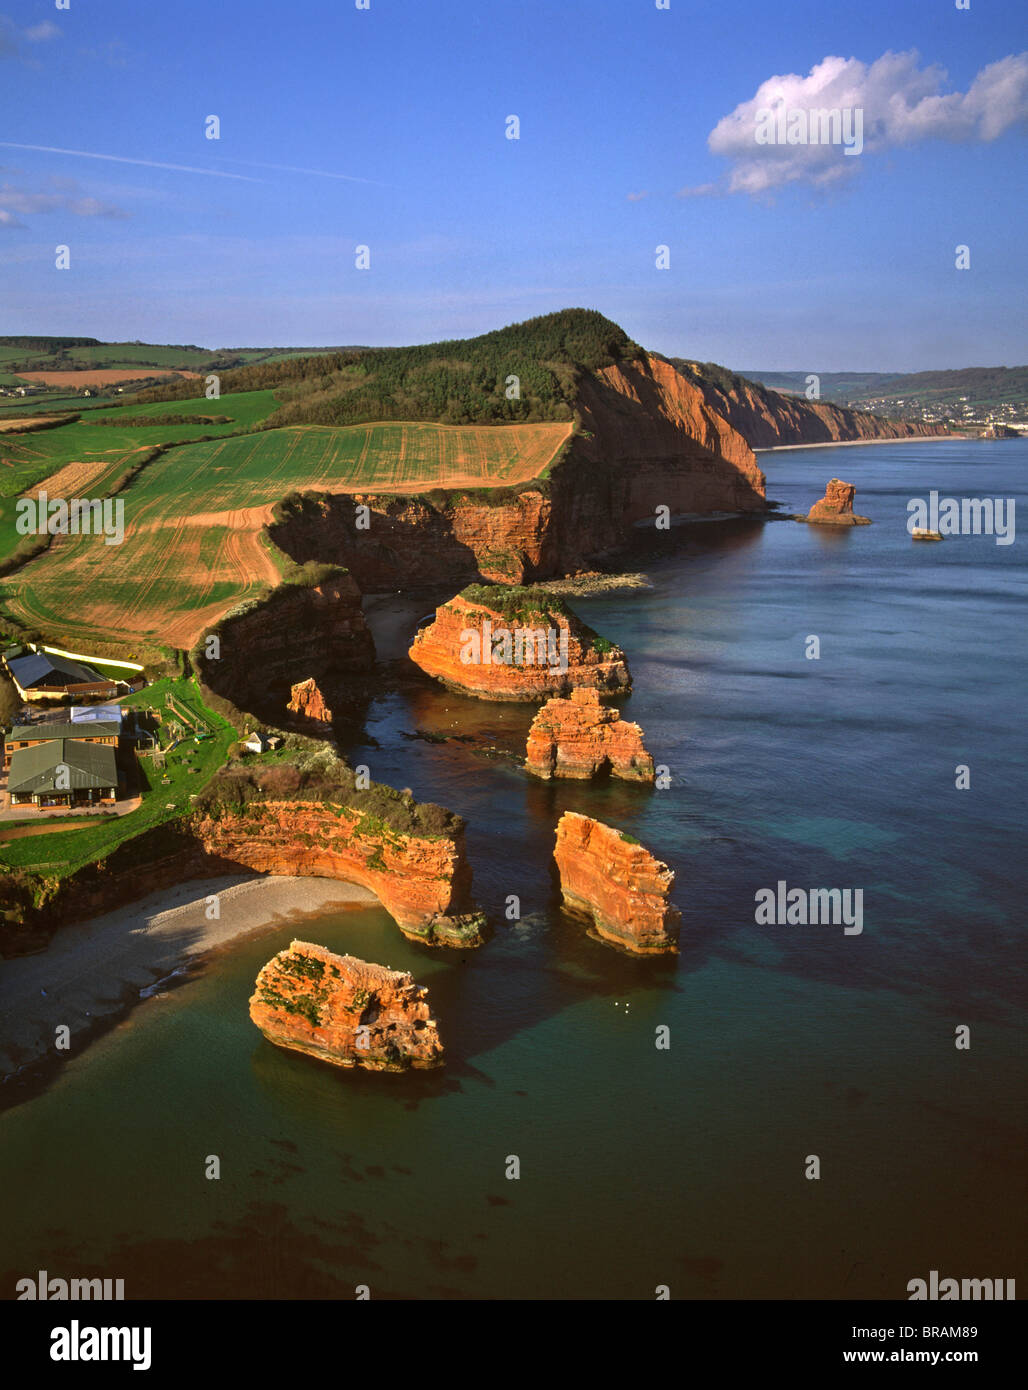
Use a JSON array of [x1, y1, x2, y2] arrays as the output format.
[[0, 875, 377, 1083], [753, 435, 966, 452]]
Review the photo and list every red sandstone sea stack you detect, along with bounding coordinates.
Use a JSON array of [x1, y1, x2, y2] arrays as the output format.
[[526, 689, 654, 781], [806, 478, 871, 526], [408, 585, 630, 701], [249, 940, 443, 1071], [287, 676, 333, 729], [553, 811, 680, 954]]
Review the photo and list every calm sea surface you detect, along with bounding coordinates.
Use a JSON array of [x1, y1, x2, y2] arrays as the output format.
[[2, 439, 1025, 1299]]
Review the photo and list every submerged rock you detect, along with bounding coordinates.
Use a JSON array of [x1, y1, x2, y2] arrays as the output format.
[[806, 478, 871, 526], [525, 689, 654, 781], [249, 939, 444, 1071], [554, 812, 680, 954]]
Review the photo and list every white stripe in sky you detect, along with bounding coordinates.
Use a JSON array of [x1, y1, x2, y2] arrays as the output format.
[[0, 142, 263, 181], [215, 157, 387, 185], [0, 143, 386, 186]]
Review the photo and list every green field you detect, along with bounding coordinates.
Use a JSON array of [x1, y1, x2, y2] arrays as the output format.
[[0, 390, 279, 561], [0, 416, 570, 651], [0, 677, 236, 879]]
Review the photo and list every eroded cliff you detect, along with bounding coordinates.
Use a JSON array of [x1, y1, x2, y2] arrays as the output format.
[[266, 355, 767, 591], [675, 360, 949, 449]]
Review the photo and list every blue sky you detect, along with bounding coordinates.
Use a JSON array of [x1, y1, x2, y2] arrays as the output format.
[[0, 0, 1025, 368]]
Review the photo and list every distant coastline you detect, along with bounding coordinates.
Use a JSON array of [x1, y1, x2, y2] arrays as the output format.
[[754, 435, 971, 452]]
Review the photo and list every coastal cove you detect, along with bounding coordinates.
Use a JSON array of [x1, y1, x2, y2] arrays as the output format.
[[0, 439, 1024, 1300]]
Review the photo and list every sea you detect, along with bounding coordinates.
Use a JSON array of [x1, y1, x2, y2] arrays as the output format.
[[1, 439, 1024, 1300]]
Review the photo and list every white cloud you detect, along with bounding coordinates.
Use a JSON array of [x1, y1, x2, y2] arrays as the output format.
[[24, 21, 61, 42], [691, 50, 1028, 196], [0, 179, 129, 225]]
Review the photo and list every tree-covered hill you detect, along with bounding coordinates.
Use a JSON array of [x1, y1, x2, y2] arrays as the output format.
[[133, 309, 643, 426]]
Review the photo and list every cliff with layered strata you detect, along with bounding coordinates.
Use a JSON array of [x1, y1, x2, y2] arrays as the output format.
[[266, 354, 766, 591], [250, 940, 444, 1071], [673, 359, 949, 449], [0, 757, 486, 955], [191, 570, 374, 727], [554, 811, 680, 954], [409, 586, 630, 701], [525, 689, 654, 780]]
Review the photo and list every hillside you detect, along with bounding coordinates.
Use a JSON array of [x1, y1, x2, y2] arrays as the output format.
[[737, 365, 1028, 430], [0, 337, 349, 399], [130, 308, 642, 426], [671, 359, 950, 448], [0, 311, 764, 661]]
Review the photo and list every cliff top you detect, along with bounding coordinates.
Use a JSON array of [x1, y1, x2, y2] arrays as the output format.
[[195, 747, 462, 841]]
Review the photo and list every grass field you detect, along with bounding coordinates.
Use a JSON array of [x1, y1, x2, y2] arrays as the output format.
[[0, 390, 279, 562], [0, 418, 570, 650], [0, 677, 236, 879]]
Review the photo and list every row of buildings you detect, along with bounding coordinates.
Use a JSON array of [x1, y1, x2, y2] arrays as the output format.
[[3, 705, 125, 809]]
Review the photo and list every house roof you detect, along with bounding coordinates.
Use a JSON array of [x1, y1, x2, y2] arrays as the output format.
[[6, 651, 107, 689], [7, 738, 118, 794], [69, 704, 123, 725], [9, 720, 121, 743]]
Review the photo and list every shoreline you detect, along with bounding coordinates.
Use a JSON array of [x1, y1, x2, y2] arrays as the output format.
[[0, 874, 378, 1091], [754, 435, 967, 453]]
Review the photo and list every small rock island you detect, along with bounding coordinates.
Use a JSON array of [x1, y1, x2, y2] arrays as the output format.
[[408, 584, 630, 701], [249, 939, 444, 1071], [526, 689, 655, 781], [554, 812, 680, 954], [805, 478, 871, 526]]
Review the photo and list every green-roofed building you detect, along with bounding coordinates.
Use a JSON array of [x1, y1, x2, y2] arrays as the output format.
[[7, 738, 119, 808]]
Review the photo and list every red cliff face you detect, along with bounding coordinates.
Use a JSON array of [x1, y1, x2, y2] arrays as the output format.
[[287, 676, 333, 729], [195, 573, 375, 724], [266, 356, 767, 591], [526, 689, 654, 781], [680, 367, 950, 449], [806, 478, 871, 526], [250, 940, 443, 1071], [554, 811, 680, 954], [408, 592, 631, 701], [191, 801, 485, 947]]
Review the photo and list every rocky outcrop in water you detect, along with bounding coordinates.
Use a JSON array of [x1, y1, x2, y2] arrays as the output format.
[[554, 811, 679, 954], [249, 940, 444, 1071], [525, 689, 654, 781], [409, 586, 631, 702], [287, 676, 333, 729], [806, 478, 871, 526]]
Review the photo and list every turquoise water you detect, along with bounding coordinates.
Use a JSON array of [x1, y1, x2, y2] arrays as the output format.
[[1, 439, 1025, 1299]]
